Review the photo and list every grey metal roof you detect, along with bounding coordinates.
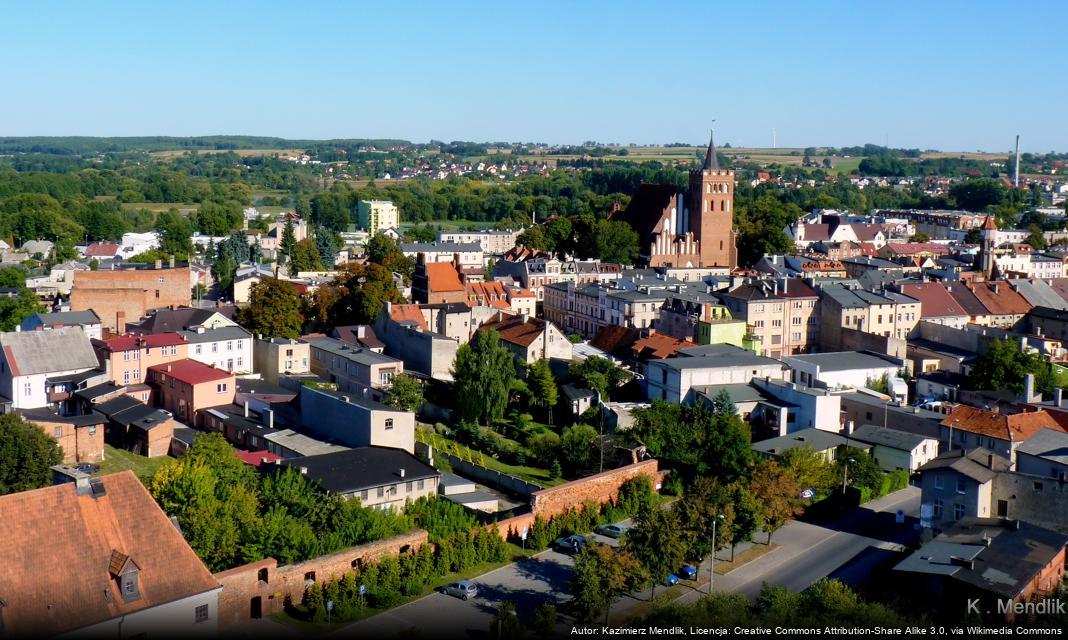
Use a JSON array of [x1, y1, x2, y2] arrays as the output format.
[[0, 326, 99, 375], [664, 343, 784, 370], [262, 429, 349, 456], [751, 428, 870, 456], [894, 541, 985, 576], [1009, 280, 1068, 311], [1014, 428, 1068, 465], [918, 447, 1009, 483], [178, 325, 252, 344], [561, 383, 595, 402], [784, 351, 903, 373], [693, 383, 774, 406], [30, 310, 102, 326], [850, 424, 933, 451], [277, 446, 439, 494], [307, 336, 402, 366]]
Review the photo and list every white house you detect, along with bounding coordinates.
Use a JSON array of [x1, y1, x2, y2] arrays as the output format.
[[0, 326, 100, 409], [119, 231, 161, 260], [180, 324, 254, 374], [646, 344, 788, 405], [849, 424, 940, 472], [783, 351, 909, 403]]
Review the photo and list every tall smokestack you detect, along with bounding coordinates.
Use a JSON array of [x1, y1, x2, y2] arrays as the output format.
[[1014, 135, 1020, 188]]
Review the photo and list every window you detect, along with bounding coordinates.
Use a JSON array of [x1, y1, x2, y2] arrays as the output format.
[[124, 371, 130, 385], [360, 489, 369, 501], [1034, 481, 1044, 492], [217, 383, 228, 393], [195, 344, 202, 355], [23, 383, 31, 397], [955, 479, 965, 494], [212, 343, 218, 353], [933, 499, 943, 518], [791, 332, 802, 341], [772, 319, 782, 328], [406, 481, 413, 493], [123, 351, 131, 361], [134, 369, 141, 380], [385, 418, 394, 430], [417, 479, 425, 490], [170, 345, 177, 355], [753, 320, 764, 328], [89, 426, 97, 436], [286, 349, 294, 357], [953, 503, 965, 521], [934, 475, 943, 490], [158, 277, 165, 284], [237, 358, 243, 368], [377, 486, 385, 498], [54, 426, 63, 438], [227, 341, 233, 351], [792, 317, 801, 325]]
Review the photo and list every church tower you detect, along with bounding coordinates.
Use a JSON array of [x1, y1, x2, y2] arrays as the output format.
[[979, 215, 998, 279], [689, 129, 737, 268]]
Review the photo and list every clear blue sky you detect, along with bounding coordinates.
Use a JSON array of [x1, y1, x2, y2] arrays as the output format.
[[2, 1, 1065, 152]]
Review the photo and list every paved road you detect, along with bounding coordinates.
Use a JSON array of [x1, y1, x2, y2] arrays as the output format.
[[259, 488, 921, 638]]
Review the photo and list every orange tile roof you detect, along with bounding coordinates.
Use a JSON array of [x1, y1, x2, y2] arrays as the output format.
[[478, 312, 546, 347], [631, 333, 688, 360], [425, 262, 464, 293], [508, 287, 536, 298], [388, 303, 428, 330], [466, 280, 506, 301], [0, 472, 219, 636], [969, 282, 1033, 316], [940, 405, 1064, 443]]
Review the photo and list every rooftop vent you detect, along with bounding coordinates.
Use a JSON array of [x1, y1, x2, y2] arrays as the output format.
[[89, 478, 106, 499], [399, 468, 406, 478]]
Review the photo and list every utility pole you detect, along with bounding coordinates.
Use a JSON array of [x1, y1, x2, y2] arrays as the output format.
[[709, 513, 724, 594], [841, 457, 854, 494]]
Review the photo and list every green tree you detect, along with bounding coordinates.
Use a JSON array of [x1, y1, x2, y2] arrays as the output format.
[[490, 601, 525, 639], [1026, 224, 1047, 249], [567, 356, 631, 399], [526, 359, 558, 424], [280, 216, 297, 261], [526, 431, 561, 468], [237, 278, 304, 339], [0, 413, 64, 496], [289, 238, 323, 273], [531, 601, 558, 637], [315, 226, 339, 267], [592, 220, 639, 265], [320, 263, 403, 327], [559, 424, 598, 474], [968, 337, 1051, 395], [0, 288, 44, 332], [0, 267, 26, 288], [950, 178, 1007, 211], [572, 544, 648, 623], [838, 448, 882, 494], [384, 374, 423, 413], [710, 388, 737, 416], [781, 446, 838, 499], [749, 459, 803, 545], [154, 208, 193, 257], [451, 330, 517, 424], [908, 232, 929, 243], [675, 476, 734, 566], [625, 507, 686, 599]]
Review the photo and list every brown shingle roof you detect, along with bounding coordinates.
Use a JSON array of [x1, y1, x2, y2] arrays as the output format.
[[631, 333, 688, 360], [940, 405, 1065, 443], [969, 282, 1033, 316], [388, 304, 428, 330], [590, 325, 641, 358], [478, 312, 546, 348], [899, 283, 969, 319], [0, 471, 219, 636]]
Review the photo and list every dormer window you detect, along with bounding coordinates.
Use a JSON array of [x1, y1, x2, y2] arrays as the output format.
[[109, 550, 141, 603]]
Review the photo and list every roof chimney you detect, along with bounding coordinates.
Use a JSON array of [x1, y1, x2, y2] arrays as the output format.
[[244, 401, 249, 418], [987, 454, 994, 469], [399, 468, 406, 478], [265, 408, 274, 429]]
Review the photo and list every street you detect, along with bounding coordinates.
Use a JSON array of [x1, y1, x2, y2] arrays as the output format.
[[247, 487, 921, 638]]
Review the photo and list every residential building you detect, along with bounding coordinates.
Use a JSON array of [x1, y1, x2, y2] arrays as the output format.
[[328, 325, 385, 352], [355, 199, 399, 235], [818, 284, 920, 344], [918, 447, 1012, 530], [93, 394, 175, 457], [477, 312, 572, 363], [700, 377, 842, 436], [21, 309, 103, 341], [20, 408, 105, 464], [148, 359, 236, 424], [717, 278, 820, 358], [897, 283, 970, 329], [411, 259, 467, 304], [373, 303, 460, 381], [783, 350, 908, 401], [277, 446, 439, 510], [752, 427, 870, 462], [0, 471, 221, 637], [543, 282, 668, 339], [0, 326, 100, 411], [1014, 428, 1068, 480], [70, 263, 191, 331], [849, 424, 939, 472], [938, 405, 1064, 459], [298, 385, 416, 453], [895, 518, 1068, 621], [838, 391, 946, 440], [253, 337, 311, 384], [436, 229, 520, 254], [645, 343, 787, 404], [657, 290, 742, 344], [612, 130, 736, 267], [561, 384, 596, 416], [401, 242, 483, 269], [92, 332, 188, 386], [492, 256, 621, 302], [307, 336, 404, 402]]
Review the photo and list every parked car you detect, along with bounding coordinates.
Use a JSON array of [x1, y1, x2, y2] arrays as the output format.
[[595, 523, 628, 539], [678, 565, 697, 580], [553, 534, 587, 554], [75, 463, 99, 475], [664, 573, 680, 586], [442, 580, 478, 600]]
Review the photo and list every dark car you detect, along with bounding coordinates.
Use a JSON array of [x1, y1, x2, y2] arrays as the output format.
[[76, 463, 100, 475], [553, 534, 587, 554], [678, 565, 698, 580], [664, 573, 679, 586]]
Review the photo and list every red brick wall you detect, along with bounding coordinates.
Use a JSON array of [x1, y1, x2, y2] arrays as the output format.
[[72, 267, 191, 330], [31, 419, 104, 464], [214, 529, 428, 628], [146, 418, 175, 457]]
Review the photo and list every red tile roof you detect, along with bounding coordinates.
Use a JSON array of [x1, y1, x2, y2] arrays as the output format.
[[940, 405, 1064, 443], [899, 283, 969, 319], [388, 304, 428, 330], [631, 333, 688, 360], [148, 358, 232, 385], [234, 450, 283, 466], [425, 262, 464, 293], [466, 280, 507, 302], [969, 282, 1033, 316], [85, 242, 120, 257], [884, 243, 951, 256], [96, 332, 187, 353], [478, 312, 547, 348], [0, 471, 219, 636], [590, 325, 641, 357]]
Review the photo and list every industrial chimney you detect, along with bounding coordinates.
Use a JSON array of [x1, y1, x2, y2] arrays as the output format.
[[1014, 135, 1021, 188]]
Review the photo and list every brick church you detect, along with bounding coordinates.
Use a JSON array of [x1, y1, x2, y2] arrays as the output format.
[[613, 130, 737, 268]]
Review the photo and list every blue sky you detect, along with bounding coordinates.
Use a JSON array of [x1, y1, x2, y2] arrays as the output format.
[[2, 1, 1065, 151]]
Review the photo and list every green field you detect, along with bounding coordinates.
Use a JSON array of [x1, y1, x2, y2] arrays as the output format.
[[96, 445, 172, 482], [120, 201, 199, 214]]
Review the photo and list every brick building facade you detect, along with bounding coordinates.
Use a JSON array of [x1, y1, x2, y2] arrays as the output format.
[[71, 265, 191, 331]]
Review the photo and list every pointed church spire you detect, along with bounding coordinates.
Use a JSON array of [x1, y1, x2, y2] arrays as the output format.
[[703, 128, 719, 170]]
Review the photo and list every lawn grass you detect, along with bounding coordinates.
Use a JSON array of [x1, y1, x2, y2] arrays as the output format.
[[96, 445, 171, 483], [271, 547, 535, 634]]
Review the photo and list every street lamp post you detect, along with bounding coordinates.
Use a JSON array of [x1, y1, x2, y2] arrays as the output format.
[[841, 457, 855, 494], [709, 513, 725, 594]]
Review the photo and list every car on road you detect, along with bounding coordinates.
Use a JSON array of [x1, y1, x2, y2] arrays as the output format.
[[553, 534, 587, 554], [678, 565, 697, 580], [441, 580, 478, 600], [595, 524, 628, 539], [664, 573, 679, 586]]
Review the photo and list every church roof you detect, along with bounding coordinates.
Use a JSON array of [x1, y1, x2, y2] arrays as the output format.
[[703, 129, 719, 170]]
